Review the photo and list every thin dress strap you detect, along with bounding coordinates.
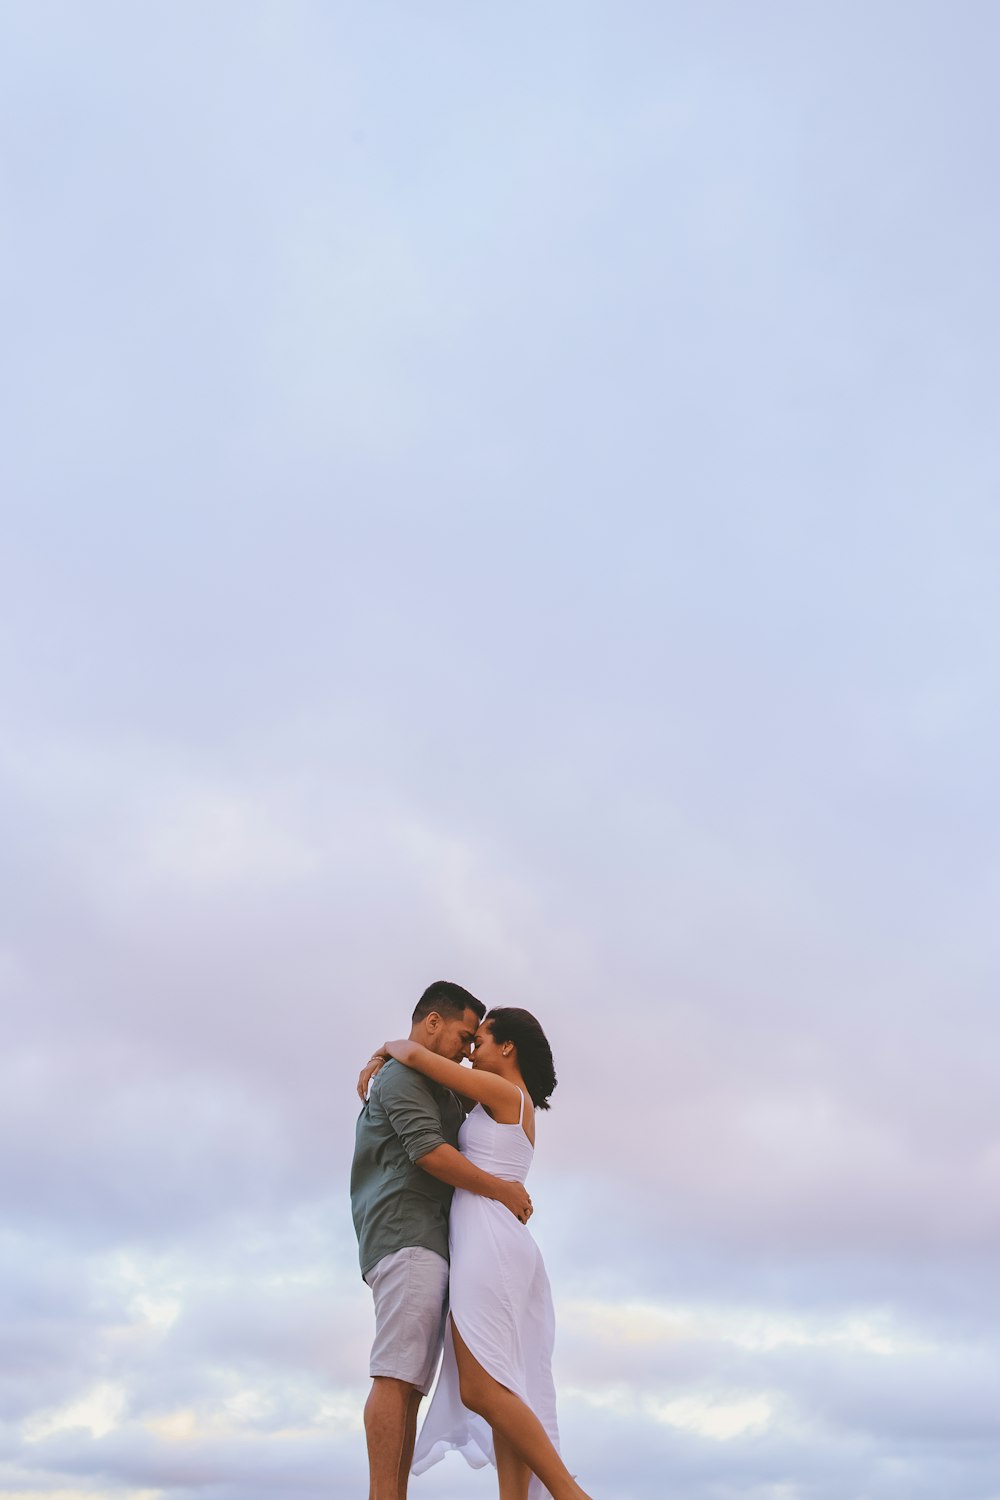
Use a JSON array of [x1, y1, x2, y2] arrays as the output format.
[[517, 1087, 525, 1125]]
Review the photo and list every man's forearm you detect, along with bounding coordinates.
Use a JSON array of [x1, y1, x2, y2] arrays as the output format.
[[416, 1143, 506, 1199], [415, 1145, 532, 1222]]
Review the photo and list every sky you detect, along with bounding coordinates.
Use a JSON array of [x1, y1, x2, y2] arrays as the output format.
[[2, 3, 999, 1498]]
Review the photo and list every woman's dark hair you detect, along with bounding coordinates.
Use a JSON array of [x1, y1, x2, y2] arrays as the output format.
[[485, 1007, 558, 1110]]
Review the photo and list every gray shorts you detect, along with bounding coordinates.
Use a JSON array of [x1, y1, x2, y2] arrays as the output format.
[[363, 1247, 449, 1395]]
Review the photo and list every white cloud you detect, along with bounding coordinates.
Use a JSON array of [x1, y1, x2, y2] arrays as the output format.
[[560, 1296, 928, 1359], [648, 1392, 774, 1440], [24, 1382, 128, 1443], [0, 1493, 159, 1500]]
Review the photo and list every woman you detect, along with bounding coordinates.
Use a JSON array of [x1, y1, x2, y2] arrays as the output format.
[[360, 1008, 594, 1500]]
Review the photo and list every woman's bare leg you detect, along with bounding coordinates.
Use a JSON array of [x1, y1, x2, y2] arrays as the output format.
[[495, 1428, 531, 1500], [451, 1322, 593, 1500]]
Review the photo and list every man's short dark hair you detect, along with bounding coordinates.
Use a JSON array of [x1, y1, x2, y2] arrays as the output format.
[[412, 980, 486, 1025]]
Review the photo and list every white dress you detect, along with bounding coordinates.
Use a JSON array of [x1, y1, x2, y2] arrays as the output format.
[[411, 1090, 559, 1500]]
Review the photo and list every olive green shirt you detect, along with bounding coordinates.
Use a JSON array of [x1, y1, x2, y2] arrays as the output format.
[[350, 1058, 463, 1279]]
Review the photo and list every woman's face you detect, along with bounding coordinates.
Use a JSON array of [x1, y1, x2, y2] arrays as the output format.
[[471, 1021, 505, 1072]]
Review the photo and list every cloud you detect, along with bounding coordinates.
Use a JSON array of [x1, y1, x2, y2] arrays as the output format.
[[24, 1384, 128, 1445]]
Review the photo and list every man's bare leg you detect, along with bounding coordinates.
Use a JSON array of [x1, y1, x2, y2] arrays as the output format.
[[495, 1428, 532, 1500], [397, 1387, 422, 1500], [364, 1376, 416, 1500], [451, 1323, 594, 1500]]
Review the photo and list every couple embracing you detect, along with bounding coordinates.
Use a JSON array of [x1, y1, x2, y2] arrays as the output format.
[[351, 980, 595, 1500]]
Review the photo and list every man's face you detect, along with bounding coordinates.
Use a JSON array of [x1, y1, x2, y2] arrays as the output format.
[[429, 1007, 480, 1063]]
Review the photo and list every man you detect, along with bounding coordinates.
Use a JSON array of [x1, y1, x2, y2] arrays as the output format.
[[351, 980, 533, 1500]]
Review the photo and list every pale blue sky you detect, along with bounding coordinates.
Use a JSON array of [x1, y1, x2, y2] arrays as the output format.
[[2, 4, 999, 1498]]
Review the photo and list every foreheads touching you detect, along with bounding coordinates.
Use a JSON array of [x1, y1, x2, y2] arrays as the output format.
[[469, 1019, 504, 1070]]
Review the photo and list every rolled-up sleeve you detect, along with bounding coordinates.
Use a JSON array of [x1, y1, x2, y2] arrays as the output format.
[[378, 1066, 445, 1163]]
